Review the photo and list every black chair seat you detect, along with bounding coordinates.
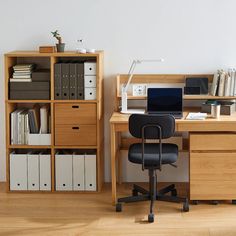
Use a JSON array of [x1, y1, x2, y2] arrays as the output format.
[[128, 143, 178, 167]]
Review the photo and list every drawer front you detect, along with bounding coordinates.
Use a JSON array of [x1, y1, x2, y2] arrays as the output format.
[[55, 103, 96, 125], [55, 124, 96, 146], [190, 133, 236, 151], [84, 62, 96, 75], [85, 75, 96, 88], [85, 88, 96, 100], [190, 152, 236, 200]]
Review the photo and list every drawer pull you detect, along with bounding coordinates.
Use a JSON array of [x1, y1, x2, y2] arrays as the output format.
[[72, 105, 79, 109], [72, 127, 80, 130]]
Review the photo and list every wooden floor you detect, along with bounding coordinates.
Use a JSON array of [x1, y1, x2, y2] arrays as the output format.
[[0, 183, 236, 236]]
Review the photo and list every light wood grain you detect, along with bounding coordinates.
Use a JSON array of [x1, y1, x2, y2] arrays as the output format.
[[190, 152, 236, 200], [5, 51, 104, 193], [1, 182, 236, 236], [55, 124, 97, 146], [190, 133, 236, 151], [55, 103, 97, 125]]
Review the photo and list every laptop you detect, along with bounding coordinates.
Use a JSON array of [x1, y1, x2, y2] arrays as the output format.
[[147, 88, 183, 119]]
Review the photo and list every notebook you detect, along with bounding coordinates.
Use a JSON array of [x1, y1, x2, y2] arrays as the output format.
[[147, 88, 183, 119]]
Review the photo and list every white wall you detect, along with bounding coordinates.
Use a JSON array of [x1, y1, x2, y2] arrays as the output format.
[[1, 0, 236, 182]]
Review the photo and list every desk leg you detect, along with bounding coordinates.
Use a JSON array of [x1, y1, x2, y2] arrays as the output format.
[[110, 123, 117, 205], [117, 132, 122, 185]]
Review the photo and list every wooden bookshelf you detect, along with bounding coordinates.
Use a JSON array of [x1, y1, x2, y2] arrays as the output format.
[[5, 51, 104, 193]]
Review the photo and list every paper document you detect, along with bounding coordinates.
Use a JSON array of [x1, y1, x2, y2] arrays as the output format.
[[186, 112, 207, 120]]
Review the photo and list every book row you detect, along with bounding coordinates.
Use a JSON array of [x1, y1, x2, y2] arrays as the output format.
[[211, 69, 236, 96], [10, 152, 96, 191], [54, 62, 97, 100], [11, 105, 50, 145]]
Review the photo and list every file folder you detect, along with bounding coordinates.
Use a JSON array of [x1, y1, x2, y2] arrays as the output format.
[[69, 63, 77, 99], [61, 63, 70, 100], [10, 153, 28, 191], [77, 63, 84, 99], [73, 154, 85, 191], [54, 63, 62, 100], [27, 154, 40, 190], [39, 154, 51, 191], [84, 154, 96, 191], [55, 154, 73, 191]]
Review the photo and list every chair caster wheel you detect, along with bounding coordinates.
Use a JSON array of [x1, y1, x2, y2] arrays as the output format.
[[148, 213, 154, 223], [171, 189, 177, 197], [116, 203, 122, 212], [183, 200, 189, 212], [192, 200, 199, 205], [132, 189, 138, 196], [232, 200, 236, 205], [212, 200, 219, 205]]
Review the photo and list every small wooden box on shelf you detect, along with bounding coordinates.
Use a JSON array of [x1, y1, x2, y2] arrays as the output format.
[[5, 51, 104, 193]]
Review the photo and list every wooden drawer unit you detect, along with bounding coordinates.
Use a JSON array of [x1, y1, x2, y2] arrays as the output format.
[[190, 133, 236, 200], [55, 124, 97, 146], [190, 152, 236, 200], [55, 103, 97, 125], [190, 133, 236, 151]]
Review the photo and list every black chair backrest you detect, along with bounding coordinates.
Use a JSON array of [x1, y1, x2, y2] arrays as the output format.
[[129, 114, 175, 139]]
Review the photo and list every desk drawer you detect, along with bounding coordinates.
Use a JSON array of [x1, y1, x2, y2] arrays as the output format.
[[55, 124, 96, 146], [190, 133, 236, 151], [190, 152, 236, 200], [55, 103, 96, 125]]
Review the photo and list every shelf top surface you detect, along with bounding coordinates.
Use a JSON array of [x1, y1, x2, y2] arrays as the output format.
[[117, 95, 236, 100], [5, 50, 104, 57]]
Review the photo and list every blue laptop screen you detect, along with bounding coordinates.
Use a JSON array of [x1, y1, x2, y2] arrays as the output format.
[[147, 88, 183, 113]]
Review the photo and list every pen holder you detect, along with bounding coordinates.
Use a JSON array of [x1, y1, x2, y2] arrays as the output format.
[[211, 104, 221, 119]]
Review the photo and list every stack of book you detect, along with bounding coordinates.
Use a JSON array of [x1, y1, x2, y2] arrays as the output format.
[[10, 64, 35, 82], [210, 69, 236, 96], [9, 64, 50, 100], [11, 105, 50, 145]]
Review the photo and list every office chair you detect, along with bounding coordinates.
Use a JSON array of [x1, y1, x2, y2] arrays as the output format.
[[115, 114, 189, 223]]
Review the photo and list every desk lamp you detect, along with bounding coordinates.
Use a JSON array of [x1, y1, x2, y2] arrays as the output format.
[[121, 59, 164, 114]]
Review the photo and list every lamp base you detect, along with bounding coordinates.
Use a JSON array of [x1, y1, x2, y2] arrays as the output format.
[[120, 109, 145, 114]]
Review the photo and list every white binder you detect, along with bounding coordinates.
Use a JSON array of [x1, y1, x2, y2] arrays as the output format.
[[10, 153, 28, 190], [27, 154, 39, 190], [73, 154, 85, 191], [39, 154, 51, 191], [84, 154, 96, 191], [55, 154, 73, 191]]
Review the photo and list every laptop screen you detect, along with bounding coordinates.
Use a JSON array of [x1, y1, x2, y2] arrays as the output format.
[[147, 88, 183, 113]]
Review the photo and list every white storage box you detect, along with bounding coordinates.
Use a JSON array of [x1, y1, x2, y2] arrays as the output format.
[[39, 154, 51, 191], [28, 133, 51, 145], [84, 62, 96, 75], [84, 154, 97, 191], [85, 88, 96, 100], [55, 154, 73, 191], [85, 75, 96, 88], [10, 153, 28, 191]]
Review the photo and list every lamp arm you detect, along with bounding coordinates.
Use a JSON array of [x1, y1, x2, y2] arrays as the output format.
[[121, 58, 164, 113], [123, 60, 139, 93]]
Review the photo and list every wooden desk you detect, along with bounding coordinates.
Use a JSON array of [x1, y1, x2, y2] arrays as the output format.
[[110, 110, 236, 205]]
